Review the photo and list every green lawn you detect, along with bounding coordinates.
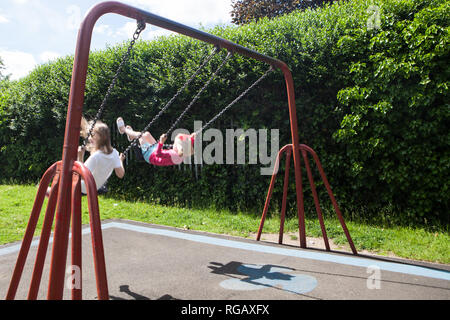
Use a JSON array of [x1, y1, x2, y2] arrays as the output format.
[[0, 184, 449, 264]]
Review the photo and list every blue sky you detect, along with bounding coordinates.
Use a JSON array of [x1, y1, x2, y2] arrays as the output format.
[[0, 0, 233, 80]]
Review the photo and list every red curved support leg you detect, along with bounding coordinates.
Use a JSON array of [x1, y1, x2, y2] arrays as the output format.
[[258, 144, 357, 255], [28, 173, 60, 299], [294, 153, 306, 248], [257, 161, 279, 240], [6, 163, 58, 300], [300, 148, 330, 251], [71, 173, 82, 300], [257, 145, 291, 241], [300, 145, 357, 255], [47, 177, 73, 300], [278, 148, 292, 244], [73, 162, 109, 300]]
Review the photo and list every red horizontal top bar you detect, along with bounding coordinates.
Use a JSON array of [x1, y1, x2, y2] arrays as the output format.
[[82, 1, 289, 70]]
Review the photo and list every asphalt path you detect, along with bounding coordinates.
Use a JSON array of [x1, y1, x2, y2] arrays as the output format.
[[1, 220, 449, 301]]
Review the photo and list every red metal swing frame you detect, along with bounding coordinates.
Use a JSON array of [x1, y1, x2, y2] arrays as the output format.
[[6, 0, 356, 300]]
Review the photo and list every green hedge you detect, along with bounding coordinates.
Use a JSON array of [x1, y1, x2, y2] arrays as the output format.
[[0, 0, 448, 226]]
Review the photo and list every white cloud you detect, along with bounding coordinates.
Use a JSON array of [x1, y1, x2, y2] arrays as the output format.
[[66, 5, 82, 31], [105, 22, 175, 43], [94, 24, 114, 36], [142, 28, 175, 41], [116, 21, 140, 38], [112, 0, 232, 41], [39, 51, 60, 63], [0, 15, 9, 24], [13, 1, 68, 35], [0, 50, 36, 80], [1, 0, 234, 80], [121, 0, 232, 26]]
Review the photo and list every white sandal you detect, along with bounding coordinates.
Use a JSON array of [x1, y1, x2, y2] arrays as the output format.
[[116, 117, 125, 135], [126, 125, 134, 142]]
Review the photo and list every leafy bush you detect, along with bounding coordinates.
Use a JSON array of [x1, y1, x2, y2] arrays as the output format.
[[0, 0, 448, 226], [334, 0, 449, 224]]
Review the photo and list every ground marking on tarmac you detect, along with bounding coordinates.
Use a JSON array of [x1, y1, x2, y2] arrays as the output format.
[[1, 221, 449, 281], [219, 264, 318, 294]]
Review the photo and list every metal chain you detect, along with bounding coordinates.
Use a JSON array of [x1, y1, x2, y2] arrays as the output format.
[[165, 51, 232, 137], [83, 20, 146, 147], [195, 66, 274, 135], [133, 65, 273, 157], [122, 47, 220, 156]]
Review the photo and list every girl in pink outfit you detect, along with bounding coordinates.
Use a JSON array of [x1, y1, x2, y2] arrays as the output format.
[[116, 117, 195, 166]]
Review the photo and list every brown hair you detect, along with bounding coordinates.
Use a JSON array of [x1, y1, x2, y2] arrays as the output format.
[[80, 117, 113, 154]]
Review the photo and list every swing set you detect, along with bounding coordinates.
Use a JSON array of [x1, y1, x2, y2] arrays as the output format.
[[6, 1, 357, 300]]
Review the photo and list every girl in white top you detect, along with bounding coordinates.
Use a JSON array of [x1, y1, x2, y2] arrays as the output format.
[[77, 118, 125, 194]]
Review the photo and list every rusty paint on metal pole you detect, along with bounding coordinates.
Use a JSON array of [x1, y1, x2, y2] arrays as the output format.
[[279, 147, 292, 244], [6, 163, 58, 300]]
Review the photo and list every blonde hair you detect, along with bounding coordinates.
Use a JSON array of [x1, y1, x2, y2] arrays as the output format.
[[80, 117, 113, 154], [173, 133, 194, 158]]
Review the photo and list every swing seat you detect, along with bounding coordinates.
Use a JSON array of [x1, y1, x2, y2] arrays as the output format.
[[130, 140, 173, 163], [132, 143, 146, 162], [80, 183, 108, 196], [98, 184, 108, 195]]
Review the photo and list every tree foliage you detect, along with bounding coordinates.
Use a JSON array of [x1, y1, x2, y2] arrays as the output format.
[[334, 0, 450, 224], [0, 56, 7, 81], [0, 0, 448, 226], [230, 0, 337, 25]]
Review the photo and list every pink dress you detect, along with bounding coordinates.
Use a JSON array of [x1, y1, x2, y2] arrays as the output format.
[[149, 142, 184, 166]]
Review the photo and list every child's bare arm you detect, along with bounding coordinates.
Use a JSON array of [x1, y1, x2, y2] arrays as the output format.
[[77, 146, 86, 162], [152, 135, 177, 164], [152, 134, 169, 158], [114, 153, 125, 179]]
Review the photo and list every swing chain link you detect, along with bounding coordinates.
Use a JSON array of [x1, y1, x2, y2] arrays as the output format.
[[122, 47, 220, 157], [83, 20, 146, 147], [124, 64, 273, 159], [195, 66, 274, 135], [165, 51, 232, 137]]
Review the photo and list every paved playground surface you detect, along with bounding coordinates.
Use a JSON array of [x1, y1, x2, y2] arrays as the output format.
[[1, 219, 449, 300]]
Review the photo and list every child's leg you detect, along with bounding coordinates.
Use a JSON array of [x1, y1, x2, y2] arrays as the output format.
[[141, 131, 157, 145], [118, 116, 156, 145], [124, 125, 142, 141], [139, 132, 157, 164], [117, 117, 140, 141], [124, 125, 156, 145]]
